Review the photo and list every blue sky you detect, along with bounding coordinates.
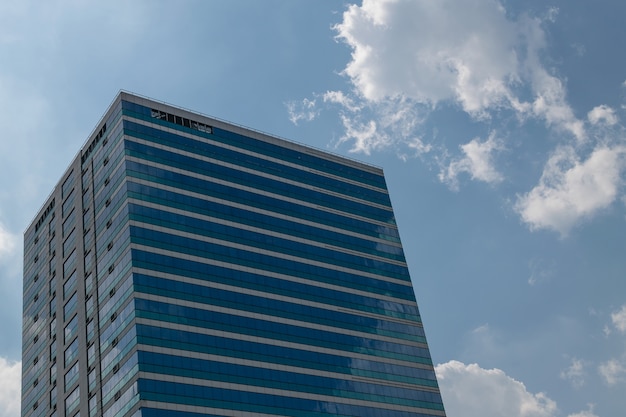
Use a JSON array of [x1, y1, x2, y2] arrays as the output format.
[[1, 1, 625, 416]]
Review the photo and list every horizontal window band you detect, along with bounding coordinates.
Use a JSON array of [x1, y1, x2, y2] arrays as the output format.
[[130, 247, 416, 303], [124, 174, 401, 243], [133, 274, 425, 343], [135, 320, 433, 378], [138, 363, 444, 411], [125, 197, 405, 261], [123, 133, 391, 207], [140, 343, 438, 391], [126, 155, 395, 227], [128, 223, 410, 281], [136, 377, 445, 417], [127, 178, 404, 250], [134, 298, 433, 364], [130, 265, 421, 323]]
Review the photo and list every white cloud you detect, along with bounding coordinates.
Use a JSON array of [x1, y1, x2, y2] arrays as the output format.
[[406, 135, 432, 156], [560, 358, 585, 389], [323, 91, 432, 156], [286, 98, 319, 125], [598, 358, 626, 386], [335, 0, 521, 110], [588, 105, 618, 126], [529, 69, 585, 141], [337, 115, 390, 155], [439, 132, 505, 190], [331, 0, 584, 142], [435, 360, 557, 417], [610, 305, 626, 333], [515, 145, 626, 236], [0, 358, 21, 417], [0, 222, 17, 260], [436, 360, 600, 417], [323, 90, 361, 112]]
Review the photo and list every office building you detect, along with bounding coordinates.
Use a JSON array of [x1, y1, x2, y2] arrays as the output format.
[[22, 92, 446, 417]]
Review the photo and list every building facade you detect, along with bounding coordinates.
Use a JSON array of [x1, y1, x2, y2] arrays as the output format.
[[22, 92, 446, 417]]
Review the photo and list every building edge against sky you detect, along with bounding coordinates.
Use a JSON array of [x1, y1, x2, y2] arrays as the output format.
[[22, 91, 446, 417]]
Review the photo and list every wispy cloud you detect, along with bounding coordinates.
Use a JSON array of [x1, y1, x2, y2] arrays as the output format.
[[567, 405, 599, 417], [323, 90, 361, 112], [611, 305, 626, 333], [330, 96, 431, 156], [596, 306, 626, 386], [588, 105, 618, 126], [560, 358, 586, 389], [337, 115, 388, 155], [598, 358, 626, 386], [527, 257, 556, 286], [286, 98, 319, 125]]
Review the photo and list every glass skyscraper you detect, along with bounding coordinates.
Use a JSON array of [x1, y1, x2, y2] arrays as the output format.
[[22, 92, 446, 417]]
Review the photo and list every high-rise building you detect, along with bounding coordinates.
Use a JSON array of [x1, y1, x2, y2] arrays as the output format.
[[22, 92, 446, 417]]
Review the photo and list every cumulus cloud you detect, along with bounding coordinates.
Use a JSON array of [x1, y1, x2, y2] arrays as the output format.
[[436, 360, 557, 417], [439, 132, 505, 190], [610, 305, 626, 333], [515, 145, 626, 236], [0, 358, 21, 417], [331, 0, 583, 139], [335, 0, 521, 110], [436, 361, 600, 417]]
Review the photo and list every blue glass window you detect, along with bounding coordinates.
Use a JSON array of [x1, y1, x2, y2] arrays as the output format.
[[64, 339, 78, 367], [64, 293, 77, 321], [64, 361, 79, 391], [64, 315, 77, 344], [64, 386, 79, 415]]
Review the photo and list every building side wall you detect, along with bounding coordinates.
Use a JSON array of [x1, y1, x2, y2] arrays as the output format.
[[22, 97, 127, 417]]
